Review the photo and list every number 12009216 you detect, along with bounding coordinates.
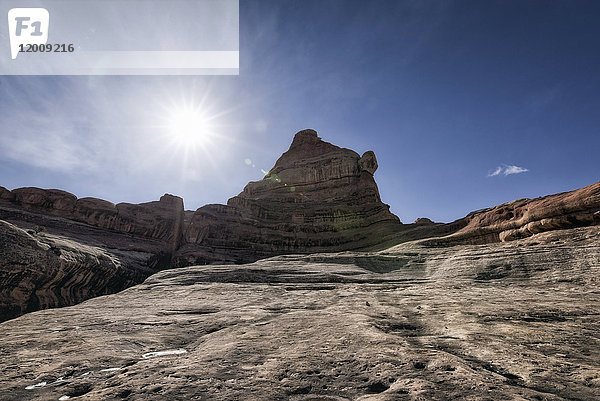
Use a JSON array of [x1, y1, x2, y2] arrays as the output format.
[[18, 43, 74, 53]]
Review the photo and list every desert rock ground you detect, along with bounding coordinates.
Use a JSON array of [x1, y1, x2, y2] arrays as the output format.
[[1, 226, 598, 400]]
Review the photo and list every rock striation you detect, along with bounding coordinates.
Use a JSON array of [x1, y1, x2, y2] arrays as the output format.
[[0, 220, 150, 321], [0, 189, 184, 321], [176, 129, 401, 265]]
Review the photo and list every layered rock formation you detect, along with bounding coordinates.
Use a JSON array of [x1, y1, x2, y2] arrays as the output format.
[[433, 181, 600, 246], [176, 129, 402, 265], [0, 187, 184, 253], [0, 130, 404, 320], [1, 129, 599, 323], [0, 190, 184, 321], [0, 220, 150, 321]]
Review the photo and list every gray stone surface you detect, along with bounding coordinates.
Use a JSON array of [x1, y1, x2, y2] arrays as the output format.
[[1, 226, 598, 400]]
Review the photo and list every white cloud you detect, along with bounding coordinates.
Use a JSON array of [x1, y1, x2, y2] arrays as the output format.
[[504, 165, 529, 175], [488, 164, 529, 177], [489, 166, 503, 177]]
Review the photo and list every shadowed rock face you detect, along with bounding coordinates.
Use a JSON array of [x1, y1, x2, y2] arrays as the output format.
[[0, 226, 598, 400], [0, 221, 152, 321], [177, 129, 401, 265], [0, 190, 185, 321]]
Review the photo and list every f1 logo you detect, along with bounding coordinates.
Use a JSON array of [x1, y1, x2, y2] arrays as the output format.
[[7, 8, 49, 59]]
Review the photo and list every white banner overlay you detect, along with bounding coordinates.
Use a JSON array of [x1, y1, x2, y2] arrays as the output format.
[[1, 0, 239, 75]]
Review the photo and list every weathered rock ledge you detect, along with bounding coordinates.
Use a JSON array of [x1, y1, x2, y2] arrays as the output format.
[[0, 220, 151, 321], [0, 187, 184, 253], [431, 181, 600, 246]]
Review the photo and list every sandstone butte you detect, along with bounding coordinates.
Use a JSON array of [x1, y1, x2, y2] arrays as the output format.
[[0, 129, 599, 400], [0, 129, 599, 321]]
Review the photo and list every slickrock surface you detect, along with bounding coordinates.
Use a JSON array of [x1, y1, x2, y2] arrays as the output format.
[[176, 130, 401, 265], [0, 225, 598, 400]]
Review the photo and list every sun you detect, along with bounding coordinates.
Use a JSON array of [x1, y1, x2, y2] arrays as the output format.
[[168, 109, 210, 147]]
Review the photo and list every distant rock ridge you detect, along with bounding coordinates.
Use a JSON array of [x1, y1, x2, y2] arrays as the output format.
[[0, 187, 184, 253], [449, 181, 600, 244], [414, 217, 435, 225]]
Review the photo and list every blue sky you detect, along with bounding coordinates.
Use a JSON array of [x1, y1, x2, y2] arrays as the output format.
[[1, 0, 599, 223]]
